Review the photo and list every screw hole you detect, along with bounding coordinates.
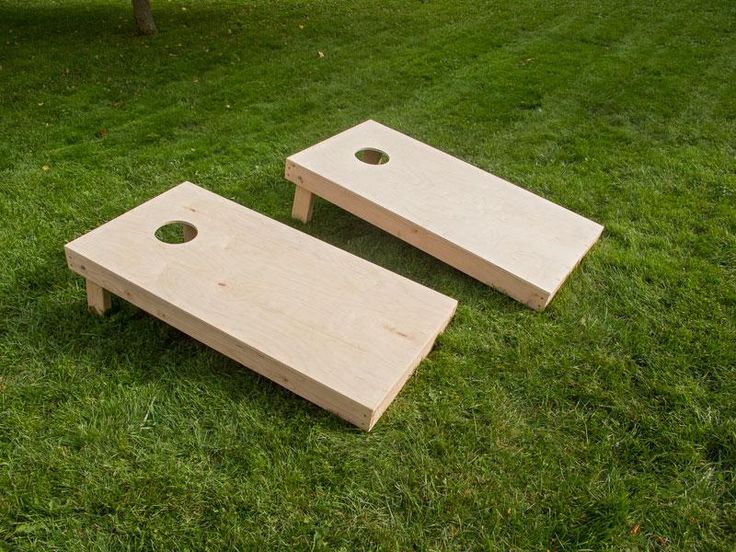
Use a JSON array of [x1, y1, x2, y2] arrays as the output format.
[[355, 148, 389, 165], [155, 221, 197, 244]]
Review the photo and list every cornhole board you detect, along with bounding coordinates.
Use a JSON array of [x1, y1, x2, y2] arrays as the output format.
[[64, 182, 457, 430], [285, 120, 604, 311]]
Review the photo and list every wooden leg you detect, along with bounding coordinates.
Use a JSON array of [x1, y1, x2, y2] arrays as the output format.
[[86, 279, 111, 315], [292, 186, 315, 223]]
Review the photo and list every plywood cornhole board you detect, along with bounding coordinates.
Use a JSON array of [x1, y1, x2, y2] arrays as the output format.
[[64, 182, 457, 430], [286, 120, 604, 311]]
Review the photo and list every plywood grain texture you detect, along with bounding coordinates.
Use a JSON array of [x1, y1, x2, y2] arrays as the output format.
[[65, 182, 457, 430], [286, 120, 604, 310]]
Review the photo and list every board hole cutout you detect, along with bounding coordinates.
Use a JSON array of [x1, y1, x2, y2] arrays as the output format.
[[355, 148, 390, 165], [155, 221, 197, 244]]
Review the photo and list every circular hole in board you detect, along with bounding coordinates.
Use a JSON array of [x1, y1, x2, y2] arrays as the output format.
[[155, 221, 198, 244], [355, 148, 390, 165]]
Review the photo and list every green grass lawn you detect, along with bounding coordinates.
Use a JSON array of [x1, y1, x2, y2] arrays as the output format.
[[1, 0, 734, 548]]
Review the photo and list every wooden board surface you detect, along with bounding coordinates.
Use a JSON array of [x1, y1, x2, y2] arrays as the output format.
[[285, 120, 604, 310], [65, 182, 457, 430]]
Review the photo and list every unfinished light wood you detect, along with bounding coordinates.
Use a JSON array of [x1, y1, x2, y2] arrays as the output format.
[[285, 120, 604, 311], [65, 182, 457, 430], [86, 279, 111, 315], [291, 185, 315, 223]]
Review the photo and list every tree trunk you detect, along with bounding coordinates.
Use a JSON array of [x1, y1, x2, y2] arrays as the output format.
[[132, 0, 157, 35]]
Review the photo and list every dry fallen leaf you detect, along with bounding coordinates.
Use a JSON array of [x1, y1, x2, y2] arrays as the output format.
[[630, 523, 641, 535]]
